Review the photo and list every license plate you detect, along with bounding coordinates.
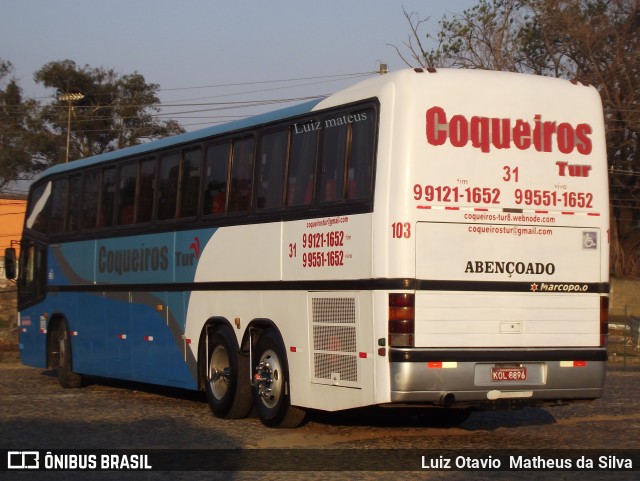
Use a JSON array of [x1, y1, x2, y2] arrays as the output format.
[[491, 366, 527, 381]]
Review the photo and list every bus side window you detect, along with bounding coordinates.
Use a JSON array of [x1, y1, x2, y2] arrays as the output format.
[[49, 177, 68, 234], [117, 161, 138, 225], [319, 118, 348, 203], [257, 129, 288, 210], [26, 183, 49, 233], [66, 174, 81, 232], [228, 138, 255, 213], [203, 143, 230, 215], [98, 167, 117, 228], [157, 152, 180, 220], [17, 240, 46, 309], [81, 169, 100, 229], [179, 147, 202, 218], [347, 109, 375, 199], [286, 123, 317, 207], [136, 157, 156, 223]]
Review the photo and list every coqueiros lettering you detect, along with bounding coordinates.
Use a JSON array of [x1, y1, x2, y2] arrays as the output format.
[[426, 106, 593, 154], [98, 245, 169, 275]]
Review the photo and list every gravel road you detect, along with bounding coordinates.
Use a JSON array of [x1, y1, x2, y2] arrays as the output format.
[[1, 359, 639, 481]]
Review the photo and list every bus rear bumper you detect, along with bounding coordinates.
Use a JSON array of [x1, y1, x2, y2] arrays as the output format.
[[388, 347, 607, 406]]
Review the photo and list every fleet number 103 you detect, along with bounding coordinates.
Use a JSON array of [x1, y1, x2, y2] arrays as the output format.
[[392, 222, 411, 239]]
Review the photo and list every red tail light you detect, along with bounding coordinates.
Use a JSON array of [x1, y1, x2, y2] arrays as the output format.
[[389, 293, 415, 347], [600, 296, 609, 347]]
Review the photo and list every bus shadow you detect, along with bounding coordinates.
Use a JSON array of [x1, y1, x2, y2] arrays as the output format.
[[39, 369, 207, 403], [305, 405, 558, 431], [38, 369, 558, 431]]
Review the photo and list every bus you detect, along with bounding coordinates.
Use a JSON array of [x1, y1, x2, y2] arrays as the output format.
[[5, 68, 609, 428]]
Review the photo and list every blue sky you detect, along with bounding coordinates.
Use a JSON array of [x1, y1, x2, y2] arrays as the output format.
[[2, 0, 476, 130]]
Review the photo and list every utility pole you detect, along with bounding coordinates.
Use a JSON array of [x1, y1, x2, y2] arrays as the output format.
[[58, 92, 84, 162]]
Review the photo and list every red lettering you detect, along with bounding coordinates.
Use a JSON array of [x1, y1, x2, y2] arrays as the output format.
[[470, 116, 490, 152], [426, 106, 447, 146], [556, 122, 575, 154], [542, 121, 556, 153], [449, 115, 468, 147], [575, 123, 593, 155], [425, 107, 593, 155], [492, 118, 511, 149], [512, 120, 531, 150]]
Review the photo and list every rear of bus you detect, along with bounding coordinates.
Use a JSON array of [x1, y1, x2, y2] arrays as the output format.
[[383, 69, 608, 408]]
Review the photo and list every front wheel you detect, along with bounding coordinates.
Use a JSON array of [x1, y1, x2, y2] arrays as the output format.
[[252, 330, 306, 428], [52, 319, 83, 388]]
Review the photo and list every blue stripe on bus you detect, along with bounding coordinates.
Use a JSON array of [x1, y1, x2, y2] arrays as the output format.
[[48, 228, 218, 286], [25, 228, 220, 387]]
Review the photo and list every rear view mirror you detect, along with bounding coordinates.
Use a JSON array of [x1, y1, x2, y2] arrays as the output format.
[[4, 248, 16, 280]]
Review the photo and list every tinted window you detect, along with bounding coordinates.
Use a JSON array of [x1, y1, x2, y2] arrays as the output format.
[[157, 152, 180, 220], [137, 157, 156, 223], [228, 138, 254, 213], [257, 130, 288, 210], [346, 110, 375, 199], [319, 118, 348, 203], [98, 167, 117, 228], [26, 183, 49, 233], [203, 143, 229, 215], [179, 148, 202, 218], [81, 170, 100, 229], [66, 174, 81, 232], [17, 240, 46, 309], [49, 177, 68, 234], [286, 124, 317, 207], [117, 161, 137, 225]]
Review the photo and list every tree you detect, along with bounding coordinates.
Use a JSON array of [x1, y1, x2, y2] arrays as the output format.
[[394, 0, 640, 277], [34, 60, 185, 162], [0, 60, 52, 192]]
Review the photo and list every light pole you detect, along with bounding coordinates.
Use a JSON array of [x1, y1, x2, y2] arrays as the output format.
[[58, 92, 85, 162]]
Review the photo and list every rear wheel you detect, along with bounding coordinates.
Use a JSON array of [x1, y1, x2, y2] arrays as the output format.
[[205, 328, 252, 419], [252, 330, 306, 428], [52, 319, 83, 388]]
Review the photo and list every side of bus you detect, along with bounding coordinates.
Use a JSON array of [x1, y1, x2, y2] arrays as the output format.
[[12, 95, 383, 427]]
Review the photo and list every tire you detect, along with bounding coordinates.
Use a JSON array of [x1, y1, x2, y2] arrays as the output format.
[[251, 330, 306, 428], [205, 328, 253, 419], [52, 319, 83, 388]]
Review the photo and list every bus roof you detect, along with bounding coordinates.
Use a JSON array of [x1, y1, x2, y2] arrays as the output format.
[[41, 97, 325, 179]]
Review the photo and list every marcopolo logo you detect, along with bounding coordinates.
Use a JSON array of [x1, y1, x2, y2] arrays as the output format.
[[535, 283, 589, 292]]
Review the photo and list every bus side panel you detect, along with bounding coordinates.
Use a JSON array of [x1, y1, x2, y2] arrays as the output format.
[[72, 292, 107, 375], [18, 308, 47, 368]]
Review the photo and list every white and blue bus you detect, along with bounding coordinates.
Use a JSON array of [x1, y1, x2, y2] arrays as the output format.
[[6, 68, 609, 427]]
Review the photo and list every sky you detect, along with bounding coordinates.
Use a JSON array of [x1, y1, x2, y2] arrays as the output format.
[[1, 0, 476, 131]]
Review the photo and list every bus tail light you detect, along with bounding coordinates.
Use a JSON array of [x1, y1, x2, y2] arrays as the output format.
[[600, 296, 609, 347], [389, 293, 415, 347]]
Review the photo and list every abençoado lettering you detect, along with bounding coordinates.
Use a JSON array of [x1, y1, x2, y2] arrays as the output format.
[[98, 245, 169, 275], [465, 260, 556, 276]]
